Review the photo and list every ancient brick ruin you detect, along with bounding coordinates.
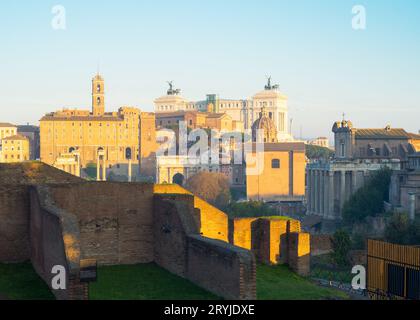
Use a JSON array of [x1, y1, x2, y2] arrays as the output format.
[[0, 163, 310, 300]]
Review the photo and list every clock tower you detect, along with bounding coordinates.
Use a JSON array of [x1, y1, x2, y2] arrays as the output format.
[[92, 74, 105, 116]]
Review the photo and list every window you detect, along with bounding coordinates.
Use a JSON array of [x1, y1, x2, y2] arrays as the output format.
[[272, 159, 280, 169], [340, 143, 345, 157]]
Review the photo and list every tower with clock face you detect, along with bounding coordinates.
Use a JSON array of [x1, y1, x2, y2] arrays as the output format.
[[92, 74, 105, 116]]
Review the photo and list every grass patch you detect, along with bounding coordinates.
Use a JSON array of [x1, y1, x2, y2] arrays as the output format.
[[257, 264, 348, 300], [0, 262, 54, 300], [310, 254, 353, 283], [1, 262, 348, 300], [89, 263, 219, 300]]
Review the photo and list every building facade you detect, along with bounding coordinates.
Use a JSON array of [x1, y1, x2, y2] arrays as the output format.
[[40, 74, 155, 181], [0, 134, 30, 163], [17, 125, 40, 160], [154, 78, 292, 141], [246, 110, 305, 202], [306, 119, 420, 220], [389, 152, 420, 220]]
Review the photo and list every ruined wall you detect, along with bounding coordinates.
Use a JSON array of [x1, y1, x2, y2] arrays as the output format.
[[0, 163, 81, 263], [154, 184, 229, 242], [48, 182, 155, 265], [228, 218, 258, 249], [187, 235, 256, 300], [154, 194, 256, 300], [0, 185, 30, 262], [288, 233, 311, 276], [153, 194, 198, 276], [29, 186, 87, 300], [311, 234, 332, 256]]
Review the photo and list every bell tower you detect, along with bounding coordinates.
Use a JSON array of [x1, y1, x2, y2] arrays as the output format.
[[92, 74, 105, 116]]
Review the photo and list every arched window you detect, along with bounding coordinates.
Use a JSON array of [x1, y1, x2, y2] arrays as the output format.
[[272, 159, 280, 169], [125, 147, 132, 160], [97, 97, 101, 105], [172, 173, 185, 186]]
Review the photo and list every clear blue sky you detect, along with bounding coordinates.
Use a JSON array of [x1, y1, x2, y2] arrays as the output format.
[[0, 0, 419, 139]]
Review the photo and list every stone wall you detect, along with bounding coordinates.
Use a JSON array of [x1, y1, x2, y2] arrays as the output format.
[[29, 186, 87, 300], [0, 163, 80, 263], [154, 194, 256, 300], [310, 234, 332, 256], [288, 233, 311, 276], [187, 235, 256, 300], [229, 216, 309, 275], [154, 184, 229, 242], [0, 185, 30, 262], [48, 182, 155, 265], [228, 218, 258, 250]]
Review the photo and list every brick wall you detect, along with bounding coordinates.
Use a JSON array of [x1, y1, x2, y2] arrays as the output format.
[[310, 234, 332, 256], [0, 185, 30, 262], [30, 186, 87, 300], [288, 232, 311, 276], [154, 184, 229, 242], [48, 182, 155, 265], [154, 194, 256, 300], [228, 218, 258, 249], [187, 235, 256, 300]]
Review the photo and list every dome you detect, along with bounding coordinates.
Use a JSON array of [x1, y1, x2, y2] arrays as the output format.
[[252, 107, 278, 143]]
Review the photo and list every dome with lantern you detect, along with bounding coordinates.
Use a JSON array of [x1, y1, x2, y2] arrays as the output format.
[[252, 107, 278, 143]]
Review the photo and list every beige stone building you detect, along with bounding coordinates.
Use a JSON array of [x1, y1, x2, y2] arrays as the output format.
[[308, 137, 330, 148], [154, 78, 292, 141], [0, 134, 30, 163], [389, 152, 420, 220], [246, 110, 305, 202], [40, 74, 157, 181], [156, 110, 243, 132], [0, 123, 17, 140], [306, 119, 420, 220]]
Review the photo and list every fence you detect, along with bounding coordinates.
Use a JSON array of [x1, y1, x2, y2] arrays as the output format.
[[367, 239, 420, 300]]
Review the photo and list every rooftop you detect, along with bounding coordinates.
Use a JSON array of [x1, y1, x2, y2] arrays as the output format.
[[355, 128, 420, 140], [0, 123, 16, 128]]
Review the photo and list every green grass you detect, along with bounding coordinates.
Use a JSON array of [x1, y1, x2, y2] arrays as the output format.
[[257, 264, 349, 300], [0, 262, 348, 300], [89, 263, 219, 300], [0, 262, 54, 300]]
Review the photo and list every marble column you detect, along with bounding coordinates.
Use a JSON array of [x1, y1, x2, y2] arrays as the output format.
[[319, 171, 324, 217], [340, 171, 346, 215], [102, 160, 107, 181], [307, 169, 312, 214], [128, 159, 132, 182], [328, 171, 335, 219], [310, 170, 315, 214], [97, 157, 100, 181], [314, 171, 319, 215], [352, 171, 358, 194]]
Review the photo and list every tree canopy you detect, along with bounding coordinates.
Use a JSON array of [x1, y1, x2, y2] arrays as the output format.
[[185, 171, 231, 210], [342, 168, 392, 225]]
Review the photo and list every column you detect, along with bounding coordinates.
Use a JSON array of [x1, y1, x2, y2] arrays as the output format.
[[97, 157, 100, 181], [311, 170, 316, 214], [307, 169, 312, 214], [328, 171, 335, 219], [409, 193, 416, 221], [314, 171, 319, 215], [340, 171, 346, 216], [352, 171, 358, 194], [128, 159, 132, 182], [102, 160, 106, 181], [320, 171, 325, 217]]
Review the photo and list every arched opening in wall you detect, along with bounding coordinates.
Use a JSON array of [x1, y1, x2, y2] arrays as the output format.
[[125, 147, 132, 160], [172, 173, 185, 186], [69, 147, 75, 153]]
